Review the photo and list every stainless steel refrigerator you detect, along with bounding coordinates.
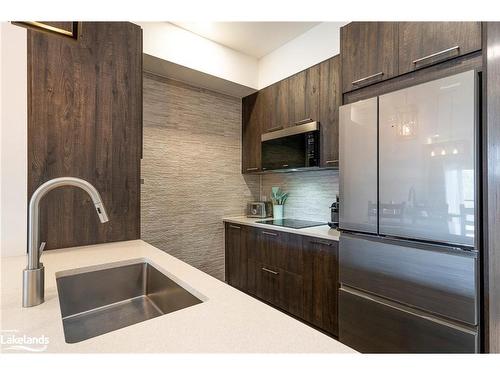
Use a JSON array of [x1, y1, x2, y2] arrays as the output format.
[[338, 70, 480, 353]]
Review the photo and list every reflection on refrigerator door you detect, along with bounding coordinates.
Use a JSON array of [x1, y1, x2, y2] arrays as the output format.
[[339, 97, 378, 234], [378, 70, 476, 247]]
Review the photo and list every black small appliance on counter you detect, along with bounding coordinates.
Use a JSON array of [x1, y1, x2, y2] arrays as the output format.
[[328, 195, 339, 229]]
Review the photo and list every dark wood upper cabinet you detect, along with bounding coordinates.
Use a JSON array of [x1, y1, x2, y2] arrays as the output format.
[[241, 92, 262, 173], [242, 56, 339, 173], [270, 78, 290, 131], [318, 55, 341, 167], [258, 86, 274, 133], [287, 67, 320, 126], [398, 22, 482, 75], [305, 64, 321, 123], [341, 22, 399, 93], [303, 237, 339, 336], [28, 22, 142, 250], [288, 70, 307, 125]]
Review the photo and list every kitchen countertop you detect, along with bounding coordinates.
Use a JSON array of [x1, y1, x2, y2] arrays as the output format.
[[223, 216, 340, 241], [0, 240, 354, 353]]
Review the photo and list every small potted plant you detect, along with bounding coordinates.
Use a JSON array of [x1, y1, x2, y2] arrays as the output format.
[[271, 187, 288, 219]]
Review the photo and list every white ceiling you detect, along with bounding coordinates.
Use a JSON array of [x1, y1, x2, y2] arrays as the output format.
[[171, 22, 321, 58]]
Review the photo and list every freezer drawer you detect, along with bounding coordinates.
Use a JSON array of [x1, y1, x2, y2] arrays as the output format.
[[339, 287, 478, 353], [378, 70, 477, 247], [339, 233, 478, 325], [339, 97, 378, 234]]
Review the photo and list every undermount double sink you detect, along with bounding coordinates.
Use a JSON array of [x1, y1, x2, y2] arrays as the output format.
[[55, 259, 203, 343]]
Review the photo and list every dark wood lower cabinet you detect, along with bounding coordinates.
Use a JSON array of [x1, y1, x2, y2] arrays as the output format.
[[280, 269, 305, 319], [224, 223, 248, 290], [303, 237, 339, 335], [225, 223, 338, 336]]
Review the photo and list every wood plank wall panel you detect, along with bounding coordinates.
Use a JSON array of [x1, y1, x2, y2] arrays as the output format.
[[484, 21, 500, 353], [141, 73, 259, 280], [260, 170, 339, 222], [28, 22, 142, 250]]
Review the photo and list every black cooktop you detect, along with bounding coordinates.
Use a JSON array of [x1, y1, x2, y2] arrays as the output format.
[[256, 218, 325, 229]]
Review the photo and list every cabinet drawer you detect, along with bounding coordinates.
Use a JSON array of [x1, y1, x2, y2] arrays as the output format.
[[339, 288, 478, 353], [247, 259, 304, 319], [339, 234, 478, 325], [250, 229, 303, 274], [398, 22, 481, 74]]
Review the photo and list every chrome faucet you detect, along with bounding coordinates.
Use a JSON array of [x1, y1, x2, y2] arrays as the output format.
[[22, 177, 109, 307]]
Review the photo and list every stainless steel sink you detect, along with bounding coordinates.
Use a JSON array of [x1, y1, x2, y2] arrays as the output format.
[[55, 259, 203, 343]]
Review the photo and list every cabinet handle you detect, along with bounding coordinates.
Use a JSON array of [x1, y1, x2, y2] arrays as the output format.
[[325, 160, 338, 164], [246, 167, 259, 172], [294, 118, 313, 125], [412, 46, 460, 65], [229, 225, 241, 229], [310, 240, 333, 246], [267, 125, 283, 132], [351, 72, 384, 86], [262, 231, 277, 237], [261, 267, 279, 275], [282, 164, 289, 168]]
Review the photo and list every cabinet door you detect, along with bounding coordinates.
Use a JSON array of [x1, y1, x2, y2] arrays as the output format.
[[224, 223, 247, 290], [279, 270, 304, 319], [288, 70, 307, 126], [259, 86, 275, 133], [303, 237, 339, 336], [287, 66, 320, 127], [398, 22, 482, 74], [270, 79, 290, 131], [318, 56, 341, 168], [242, 92, 261, 173], [341, 22, 398, 93]]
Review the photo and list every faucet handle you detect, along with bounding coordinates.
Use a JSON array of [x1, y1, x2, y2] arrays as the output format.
[[39, 242, 46, 254]]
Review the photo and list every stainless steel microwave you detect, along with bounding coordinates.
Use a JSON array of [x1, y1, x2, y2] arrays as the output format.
[[261, 121, 320, 171]]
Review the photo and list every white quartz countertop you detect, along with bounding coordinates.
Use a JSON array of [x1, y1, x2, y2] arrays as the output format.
[[223, 216, 340, 241], [0, 240, 354, 353]]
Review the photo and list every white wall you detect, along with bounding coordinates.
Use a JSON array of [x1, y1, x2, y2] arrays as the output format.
[[137, 22, 259, 89], [138, 22, 346, 91], [0, 22, 28, 257], [258, 22, 347, 88]]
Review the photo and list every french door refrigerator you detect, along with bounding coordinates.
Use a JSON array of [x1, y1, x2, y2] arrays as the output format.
[[338, 70, 480, 353]]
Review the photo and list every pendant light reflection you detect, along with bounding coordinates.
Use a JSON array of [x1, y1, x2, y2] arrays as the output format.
[[393, 106, 418, 140]]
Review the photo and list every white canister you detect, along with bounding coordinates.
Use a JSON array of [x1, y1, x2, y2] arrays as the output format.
[[273, 204, 284, 219]]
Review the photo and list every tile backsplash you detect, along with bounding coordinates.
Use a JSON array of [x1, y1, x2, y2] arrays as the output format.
[[260, 169, 339, 222]]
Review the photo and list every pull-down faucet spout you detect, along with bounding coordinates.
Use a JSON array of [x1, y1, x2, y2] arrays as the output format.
[[23, 177, 109, 307]]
